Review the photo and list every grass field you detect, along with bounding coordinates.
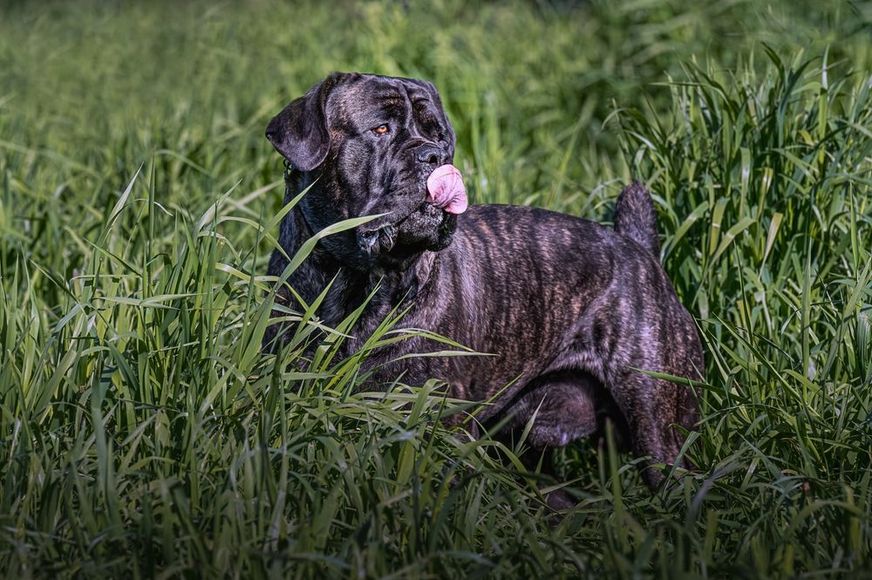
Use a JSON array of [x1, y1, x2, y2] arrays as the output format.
[[1, 0, 871, 577]]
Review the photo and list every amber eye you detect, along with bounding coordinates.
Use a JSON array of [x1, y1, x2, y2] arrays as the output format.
[[372, 124, 390, 135]]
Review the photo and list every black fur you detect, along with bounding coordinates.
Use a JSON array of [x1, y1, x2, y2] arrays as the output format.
[[263, 73, 703, 503], [614, 181, 660, 256]]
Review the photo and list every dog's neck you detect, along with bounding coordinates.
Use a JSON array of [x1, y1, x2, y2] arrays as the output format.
[[273, 177, 438, 331]]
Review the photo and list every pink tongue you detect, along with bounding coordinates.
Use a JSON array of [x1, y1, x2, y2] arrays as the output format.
[[426, 164, 468, 215]]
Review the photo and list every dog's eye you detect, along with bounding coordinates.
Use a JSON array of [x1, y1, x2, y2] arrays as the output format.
[[372, 124, 390, 136]]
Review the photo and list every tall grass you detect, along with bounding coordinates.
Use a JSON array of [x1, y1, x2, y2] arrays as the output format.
[[1, 0, 870, 577]]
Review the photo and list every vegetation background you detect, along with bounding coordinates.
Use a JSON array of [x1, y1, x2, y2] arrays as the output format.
[[1, 0, 870, 577]]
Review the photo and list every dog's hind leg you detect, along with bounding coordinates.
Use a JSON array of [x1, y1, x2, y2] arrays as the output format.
[[506, 372, 600, 449], [496, 372, 604, 509], [572, 286, 700, 489], [607, 369, 696, 489]]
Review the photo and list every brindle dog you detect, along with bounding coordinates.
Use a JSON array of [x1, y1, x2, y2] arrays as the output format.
[[264, 72, 702, 506]]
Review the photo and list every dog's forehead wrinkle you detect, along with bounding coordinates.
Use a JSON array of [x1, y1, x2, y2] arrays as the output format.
[[328, 83, 381, 124], [326, 76, 450, 140]]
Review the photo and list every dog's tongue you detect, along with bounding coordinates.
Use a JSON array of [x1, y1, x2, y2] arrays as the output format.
[[426, 164, 468, 214]]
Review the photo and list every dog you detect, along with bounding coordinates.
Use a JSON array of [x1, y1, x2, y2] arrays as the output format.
[[263, 72, 703, 504]]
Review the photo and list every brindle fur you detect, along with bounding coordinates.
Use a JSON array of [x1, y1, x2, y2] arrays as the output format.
[[264, 73, 703, 500]]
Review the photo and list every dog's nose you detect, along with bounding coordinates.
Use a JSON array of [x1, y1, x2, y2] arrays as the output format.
[[416, 144, 448, 166], [265, 126, 279, 145], [265, 115, 283, 146]]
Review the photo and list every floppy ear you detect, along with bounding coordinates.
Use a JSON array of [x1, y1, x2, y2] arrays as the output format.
[[266, 74, 340, 171]]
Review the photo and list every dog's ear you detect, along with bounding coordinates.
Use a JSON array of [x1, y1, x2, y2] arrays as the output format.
[[266, 73, 341, 172]]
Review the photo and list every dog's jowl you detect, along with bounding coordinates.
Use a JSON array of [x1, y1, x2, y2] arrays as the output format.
[[264, 72, 703, 503]]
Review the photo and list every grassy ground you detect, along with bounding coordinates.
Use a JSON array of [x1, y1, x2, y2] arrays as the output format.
[[1, 0, 871, 577]]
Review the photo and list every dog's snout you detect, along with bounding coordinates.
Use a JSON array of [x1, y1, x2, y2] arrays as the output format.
[[416, 144, 448, 166], [265, 116, 282, 146]]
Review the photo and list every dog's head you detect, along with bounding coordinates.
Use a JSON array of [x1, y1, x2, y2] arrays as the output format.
[[266, 72, 465, 269]]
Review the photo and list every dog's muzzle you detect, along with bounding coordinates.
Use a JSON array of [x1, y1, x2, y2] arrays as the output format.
[[357, 223, 397, 254]]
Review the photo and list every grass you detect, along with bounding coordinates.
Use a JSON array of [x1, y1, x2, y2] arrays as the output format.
[[1, 0, 871, 577]]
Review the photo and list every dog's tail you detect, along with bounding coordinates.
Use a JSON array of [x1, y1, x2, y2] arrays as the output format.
[[613, 181, 660, 256]]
